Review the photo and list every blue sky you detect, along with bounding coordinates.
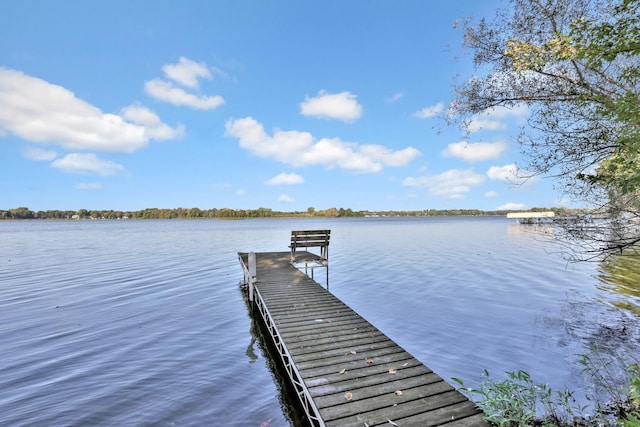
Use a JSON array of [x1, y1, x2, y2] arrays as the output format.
[[1, 1, 568, 212]]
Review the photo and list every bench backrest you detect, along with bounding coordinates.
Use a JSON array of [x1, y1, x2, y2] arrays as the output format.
[[290, 230, 330, 259]]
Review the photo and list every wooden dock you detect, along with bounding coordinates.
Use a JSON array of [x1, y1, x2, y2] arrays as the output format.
[[238, 250, 488, 427]]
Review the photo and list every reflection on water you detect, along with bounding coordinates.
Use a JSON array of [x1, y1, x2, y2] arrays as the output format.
[[246, 335, 259, 363], [508, 223, 640, 359], [506, 222, 557, 236], [507, 225, 640, 400], [244, 290, 308, 427], [598, 254, 640, 316]]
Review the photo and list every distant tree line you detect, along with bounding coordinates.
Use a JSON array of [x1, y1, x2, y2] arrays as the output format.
[[0, 206, 583, 220]]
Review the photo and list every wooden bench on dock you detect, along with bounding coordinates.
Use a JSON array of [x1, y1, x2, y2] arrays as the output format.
[[290, 230, 330, 284]]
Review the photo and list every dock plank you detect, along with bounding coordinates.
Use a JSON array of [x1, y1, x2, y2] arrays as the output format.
[[295, 345, 407, 371], [294, 339, 398, 364], [238, 251, 488, 426]]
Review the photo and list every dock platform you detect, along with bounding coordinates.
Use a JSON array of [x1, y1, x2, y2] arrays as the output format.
[[238, 251, 488, 427]]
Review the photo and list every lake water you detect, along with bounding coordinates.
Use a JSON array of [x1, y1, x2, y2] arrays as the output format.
[[1, 217, 639, 426]]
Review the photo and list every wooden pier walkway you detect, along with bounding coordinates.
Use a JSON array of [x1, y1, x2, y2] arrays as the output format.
[[238, 250, 488, 427]]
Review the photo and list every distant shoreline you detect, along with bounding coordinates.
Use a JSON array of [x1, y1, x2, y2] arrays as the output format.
[[1, 206, 585, 220]]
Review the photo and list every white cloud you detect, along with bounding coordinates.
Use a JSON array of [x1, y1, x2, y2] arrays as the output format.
[[413, 102, 445, 119], [144, 57, 225, 110], [0, 67, 180, 152], [121, 105, 184, 140], [442, 140, 508, 162], [51, 153, 125, 176], [487, 163, 528, 184], [484, 190, 499, 198], [266, 172, 304, 185], [278, 194, 295, 203], [236, 189, 246, 196], [162, 57, 211, 88], [466, 104, 528, 134], [358, 144, 420, 167], [488, 104, 528, 119], [402, 169, 485, 199], [466, 117, 507, 133], [76, 183, 103, 190], [22, 146, 57, 161], [487, 164, 516, 182], [386, 91, 405, 103], [300, 91, 363, 122], [496, 202, 527, 210], [225, 117, 420, 173], [144, 79, 224, 110]]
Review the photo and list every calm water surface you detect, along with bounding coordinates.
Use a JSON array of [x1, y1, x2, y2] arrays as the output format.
[[1, 217, 638, 426]]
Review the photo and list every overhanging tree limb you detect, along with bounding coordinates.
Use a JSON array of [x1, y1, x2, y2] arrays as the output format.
[[451, 0, 640, 259]]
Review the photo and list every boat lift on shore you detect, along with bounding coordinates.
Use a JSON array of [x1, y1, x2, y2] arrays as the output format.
[[507, 211, 555, 224]]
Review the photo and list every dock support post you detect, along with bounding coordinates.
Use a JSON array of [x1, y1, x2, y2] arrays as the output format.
[[326, 264, 329, 291], [248, 252, 256, 303]]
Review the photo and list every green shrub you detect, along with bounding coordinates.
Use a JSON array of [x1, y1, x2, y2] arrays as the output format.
[[452, 369, 587, 426], [453, 351, 640, 426], [619, 364, 640, 426]]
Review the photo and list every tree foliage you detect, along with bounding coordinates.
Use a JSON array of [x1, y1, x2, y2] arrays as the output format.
[[453, 0, 640, 258]]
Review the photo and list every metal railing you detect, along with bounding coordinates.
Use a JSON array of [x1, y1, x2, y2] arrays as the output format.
[[241, 252, 325, 427]]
